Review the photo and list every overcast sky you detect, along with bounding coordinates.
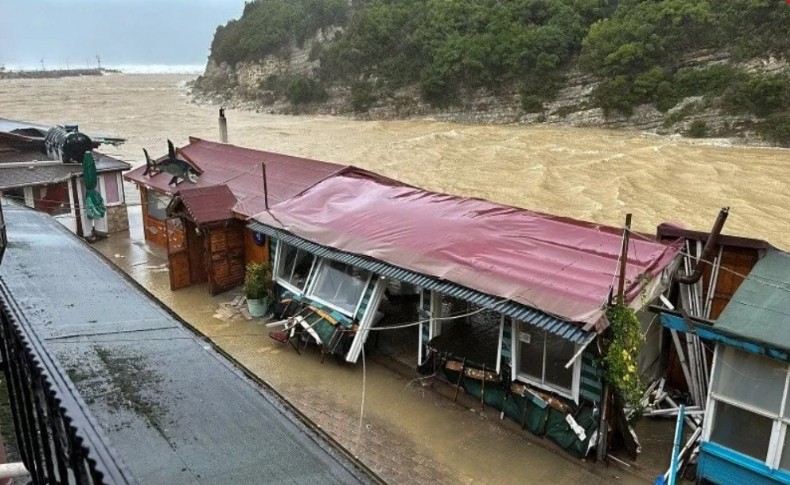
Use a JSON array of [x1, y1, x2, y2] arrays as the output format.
[[0, 0, 244, 68]]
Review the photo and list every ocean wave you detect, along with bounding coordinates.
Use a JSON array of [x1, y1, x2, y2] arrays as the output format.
[[3, 63, 205, 75], [105, 64, 205, 74]]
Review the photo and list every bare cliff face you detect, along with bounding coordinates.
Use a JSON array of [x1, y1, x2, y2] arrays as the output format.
[[191, 41, 788, 145]]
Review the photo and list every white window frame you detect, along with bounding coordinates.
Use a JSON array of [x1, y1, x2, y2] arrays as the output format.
[[306, 258, 372, 317], [512, 321, 581, 402], [273, 242, 316, 295], [703, 344, 790, 470]]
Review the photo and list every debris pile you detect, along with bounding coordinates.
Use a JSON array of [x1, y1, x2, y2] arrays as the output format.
[[213, 294, 253, 321]]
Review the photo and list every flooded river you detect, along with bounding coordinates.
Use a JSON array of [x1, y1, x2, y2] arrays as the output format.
[[1, 73, 789, 248]]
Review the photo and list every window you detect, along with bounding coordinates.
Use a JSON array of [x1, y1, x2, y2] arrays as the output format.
[[103, 173, 121, 205], [275, 244, 315, 292], [146, 190, 170, 220], [515, 323, 579, 399], [308, 260, 371, 315], [707, 345, 790, 470]]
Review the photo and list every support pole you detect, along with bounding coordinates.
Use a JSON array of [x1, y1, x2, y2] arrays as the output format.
[[218, 108, 228, 143], [597, 213, 632, 462], [261, 162, 269, 211]]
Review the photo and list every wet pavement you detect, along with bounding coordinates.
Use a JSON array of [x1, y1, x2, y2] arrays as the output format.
[[0, 203, 372, 484], [87, 205, 659, 484]]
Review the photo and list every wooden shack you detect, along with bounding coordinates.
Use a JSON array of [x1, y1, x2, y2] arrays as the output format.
[[166, 185, 246, 295]]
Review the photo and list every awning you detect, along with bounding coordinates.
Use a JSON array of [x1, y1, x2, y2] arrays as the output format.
[[168, 185, 237, 226], [250, 223, 592, 344]]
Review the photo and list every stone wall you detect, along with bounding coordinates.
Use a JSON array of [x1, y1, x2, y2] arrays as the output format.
[[106, 204, 129, 234]]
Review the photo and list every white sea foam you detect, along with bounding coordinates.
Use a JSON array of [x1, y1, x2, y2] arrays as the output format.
[[4, 63, 205, 75]]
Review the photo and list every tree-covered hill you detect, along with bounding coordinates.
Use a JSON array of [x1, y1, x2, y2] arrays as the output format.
[[196, 0, 790, 144]]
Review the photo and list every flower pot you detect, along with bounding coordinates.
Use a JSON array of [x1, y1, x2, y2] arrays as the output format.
[[246, 297, 270, 318]]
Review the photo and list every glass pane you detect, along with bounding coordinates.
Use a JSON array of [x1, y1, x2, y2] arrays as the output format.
[[146, 191, 170, 220], [712, 346, 786, 414], [519, 328, 544, 381], [544, 332, 575, 391], [710, 400, 772, 461], [288, 250, 314, 290], [780, 426, 790, 472], [277, 244, 297, 281], [103, 173, 120, 203], [310, 260, 370, 313]]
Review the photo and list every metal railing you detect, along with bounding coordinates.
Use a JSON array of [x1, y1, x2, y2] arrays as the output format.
[[0, 202, 6, 266], [0, 280, 136, 484]]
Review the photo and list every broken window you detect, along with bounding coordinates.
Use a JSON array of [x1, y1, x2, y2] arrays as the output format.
[[308, 260, 371, 315], [516, 323, 578, 399], [276, 243, 315, 291], [146, 190, 170, 220]]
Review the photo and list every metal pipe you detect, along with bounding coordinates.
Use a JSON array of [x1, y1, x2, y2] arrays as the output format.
[[677, 208, 729, 284]]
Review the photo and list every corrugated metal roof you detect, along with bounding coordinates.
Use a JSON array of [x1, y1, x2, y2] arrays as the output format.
[[715, 248, 790, 351], [124, 138, 348, 218], [170, 185, 237, 225], [250, 222, 592, 344], [0, 151, 130, 190]]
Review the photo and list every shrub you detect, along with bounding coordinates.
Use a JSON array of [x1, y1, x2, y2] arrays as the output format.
[[687, 120, 708, 138], [243, 262, 273, 301], [757, 113, 790, 146], [285, 75, 328, 105], [350, 80, 377, 112]]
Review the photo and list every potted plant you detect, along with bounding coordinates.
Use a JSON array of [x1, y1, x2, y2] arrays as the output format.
[[243, 261, 273, 318]]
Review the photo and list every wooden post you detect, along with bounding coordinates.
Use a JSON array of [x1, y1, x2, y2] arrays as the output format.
[[218, 108, 228, 143], [261, 162, 269, 211], [616, 213, 633, 299], [70, 176, 83, 237], [597, 213, 632, 462]]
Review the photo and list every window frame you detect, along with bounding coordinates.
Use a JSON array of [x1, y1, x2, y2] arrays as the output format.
[[704, 345, 790, 470], [274, 242, 316, 295], [512, 321, 581, 402], [305, 258, 372, 317]]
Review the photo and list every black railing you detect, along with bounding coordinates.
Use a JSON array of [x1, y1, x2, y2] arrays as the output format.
[[0, 280, 136, 484], [0, 202, 6, 266]]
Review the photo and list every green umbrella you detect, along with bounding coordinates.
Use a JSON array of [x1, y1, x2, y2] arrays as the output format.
[[82, 152, 106, 220]]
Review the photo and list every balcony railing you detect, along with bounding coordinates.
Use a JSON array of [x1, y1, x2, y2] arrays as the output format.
[[0, 280, 136, 484]]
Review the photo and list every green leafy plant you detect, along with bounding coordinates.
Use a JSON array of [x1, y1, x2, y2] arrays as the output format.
[[604, 299, 644, 409], [243, 262, 273, 301]]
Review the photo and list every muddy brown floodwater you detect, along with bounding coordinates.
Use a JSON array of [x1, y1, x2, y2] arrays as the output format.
[[1, 73, 789, 248]]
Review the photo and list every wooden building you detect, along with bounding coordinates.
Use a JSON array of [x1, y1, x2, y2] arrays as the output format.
[[0, 118, 129, 237], [124, 138, 348, 294]]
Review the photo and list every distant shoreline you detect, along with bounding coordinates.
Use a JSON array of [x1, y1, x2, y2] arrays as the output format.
[[0, 68, 120, 80]]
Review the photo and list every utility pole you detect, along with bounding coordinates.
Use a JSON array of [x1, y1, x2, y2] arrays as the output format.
[[96, 55, 101, 70], [40, 58, 45, 71], [596, 213, 632, 462], [66, 58, 70, 70]]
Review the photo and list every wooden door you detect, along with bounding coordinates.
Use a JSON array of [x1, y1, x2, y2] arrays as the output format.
[[166, 217, 190, 290], [207, 224, 245, 295]]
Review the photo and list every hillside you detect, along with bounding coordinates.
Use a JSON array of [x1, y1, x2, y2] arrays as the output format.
[[193, 0, 790, 145]]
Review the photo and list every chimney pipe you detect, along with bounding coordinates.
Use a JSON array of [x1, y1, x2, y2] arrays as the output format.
[[678, 207, 729, 285], [218, 108, 228, 143]]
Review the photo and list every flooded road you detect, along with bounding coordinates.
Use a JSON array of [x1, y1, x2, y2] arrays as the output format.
[[2, 73, 790, 248]]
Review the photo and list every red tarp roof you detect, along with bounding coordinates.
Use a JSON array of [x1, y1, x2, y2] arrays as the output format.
[[170, 185, 237, 226], [124, 138, 348, 218], [252, 169, 681, 329]]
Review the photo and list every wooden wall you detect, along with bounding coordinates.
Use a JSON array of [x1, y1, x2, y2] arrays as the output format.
[[207, 221, 245, 295], [139, 186, 168, 247], [244, 228, 269, 265], [33, 182, 70, 215]]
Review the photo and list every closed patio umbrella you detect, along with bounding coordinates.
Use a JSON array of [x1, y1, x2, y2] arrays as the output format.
[[82, 152, 106, 220]]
